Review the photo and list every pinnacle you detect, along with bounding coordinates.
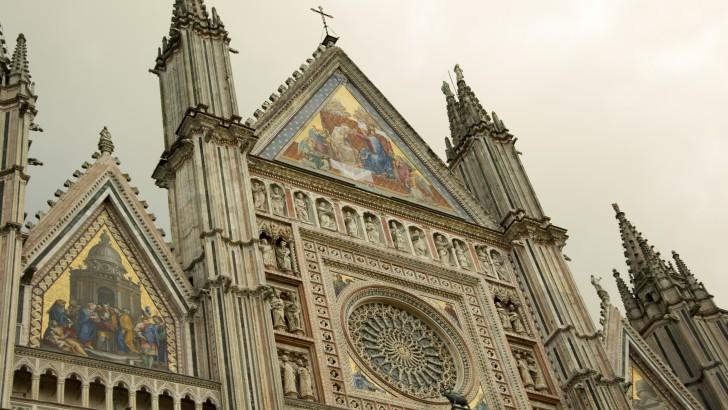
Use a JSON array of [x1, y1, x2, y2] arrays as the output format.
[[10, 32, 30, 79], [97, 126, 115, 155]]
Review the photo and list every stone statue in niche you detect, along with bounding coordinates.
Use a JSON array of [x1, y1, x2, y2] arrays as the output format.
[[294, 192, 311, 223], [271, 186, 286, 216], [365, 216, 380, 244], [344, 211, 358, 237], [410, 229, 428, 257], [528, 356, 547, 391], [516, 352, 534, 388], [276, 240, 293, 271], [453, 241, 471, 270], [316, 201, 336, 230], [285, 294, 305, 336], [252, 181, 267, 211], [477, 246, 494, 277], [434, 234, 452, 265], [490, 250, 509, 281], [390, 221, 406, 251], [270, 289, 287, 331], [280, 353, 298, 397], [508, 303, 526, 333], [259, 238, 275, 268], [495, 301, 512, 331], [297, 359, 315, 400]]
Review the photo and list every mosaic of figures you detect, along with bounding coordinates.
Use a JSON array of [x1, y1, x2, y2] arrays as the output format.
[[260, 74, 462, 216], [35, 227, 172, 371], [251, 177, 513, 282]]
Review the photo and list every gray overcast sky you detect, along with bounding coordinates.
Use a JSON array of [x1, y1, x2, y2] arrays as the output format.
[[4, 1, 727, 322]]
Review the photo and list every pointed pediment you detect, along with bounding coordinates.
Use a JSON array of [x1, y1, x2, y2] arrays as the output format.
[[21, 153, 192, 373], [253, 47, 499, 228]]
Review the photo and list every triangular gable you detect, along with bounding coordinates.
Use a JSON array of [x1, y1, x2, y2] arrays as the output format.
[[21, 153, 193, 373], [601, 304, 704, 409], [252, 46, 500, 228]]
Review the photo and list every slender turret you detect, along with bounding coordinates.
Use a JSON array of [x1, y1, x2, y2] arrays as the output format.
[[154, 0, 239, 150], [151, 2, 282, 408], [0, 31, 38, 409]]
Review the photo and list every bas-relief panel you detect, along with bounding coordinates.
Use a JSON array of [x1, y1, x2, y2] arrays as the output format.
[[261, 73, 471, 220], [32, 223, 173, 371]]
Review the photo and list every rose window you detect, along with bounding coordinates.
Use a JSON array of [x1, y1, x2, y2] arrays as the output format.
[[347, 302, 457, 398]]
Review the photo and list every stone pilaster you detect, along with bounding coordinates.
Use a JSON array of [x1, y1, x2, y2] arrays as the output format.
[[153, 109, 284, 408], [0, 32, 37, 409]]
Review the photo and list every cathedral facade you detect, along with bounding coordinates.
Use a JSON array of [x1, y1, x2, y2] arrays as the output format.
[[1, 1, 726, 410]]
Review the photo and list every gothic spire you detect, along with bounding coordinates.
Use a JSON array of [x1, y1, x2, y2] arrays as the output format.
[[612, 203, 669, 287], [97, 126, 114, 155], [672, 251, 711, 301], [453, 64, 491, 132], [9, 33, 31, 82], [613, 269, 642, 319], [441, 81, 465, 149]]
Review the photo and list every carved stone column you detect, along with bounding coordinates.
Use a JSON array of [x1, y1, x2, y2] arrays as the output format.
[[81, 382, 89, 407], [30, 374, 39, 400]]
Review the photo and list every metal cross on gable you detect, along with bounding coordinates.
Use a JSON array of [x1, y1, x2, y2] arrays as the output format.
[[310, 6, 334, 37]]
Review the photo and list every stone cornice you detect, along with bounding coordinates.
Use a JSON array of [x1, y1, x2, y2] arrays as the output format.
[[154, 107, 253, 188], [504, 215, 568, 247]]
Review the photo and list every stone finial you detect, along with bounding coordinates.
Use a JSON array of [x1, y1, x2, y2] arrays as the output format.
[[612, 203, 621, 214], [98, 126, 115, 155], [454, 64, 464, 81], [10, 33, 30, 79], [441, 81, 454, 98], [591, 275, 609, 304]]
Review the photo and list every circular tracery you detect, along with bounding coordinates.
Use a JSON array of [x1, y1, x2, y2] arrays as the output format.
[[347, 302, 457, 398]]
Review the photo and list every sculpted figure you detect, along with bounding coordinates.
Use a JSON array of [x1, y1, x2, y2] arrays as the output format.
[[271, 186, 286, 216], [344, 211, 358, 237], [390, 221, 406, 251], [434, 234, 452, 265], [528, 357, 547, 391], [297, 359, 315, 400], [252, 181, 267, 211], [454, 241, 470, 270], [411, 230, 428, 257], [276, 240, 293, 271], [365, 217, 380, 244], [317, 201, 335, 229], [516, 353, 534, 387], [491, 250, 509, 281], [285, 295, 305, 335], [280, 354, 298, 397], [509, 304, 526, 333], [259, 238, 275, 268], [294, 192, 310, 223], [477, 246, 494, 276], [495, 301, 512, 331], [270, 289, 286, 331]]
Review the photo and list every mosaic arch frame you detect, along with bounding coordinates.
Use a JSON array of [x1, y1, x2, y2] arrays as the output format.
[[260, 71, 471, 220], [27, 205, 179, 372], [340, 286, 474, 404]]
